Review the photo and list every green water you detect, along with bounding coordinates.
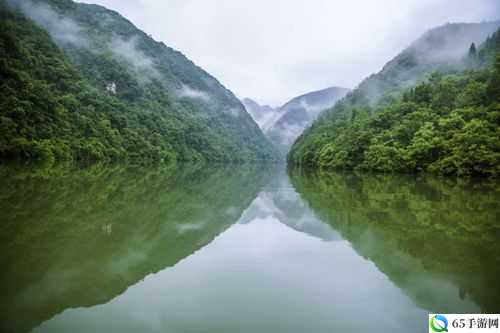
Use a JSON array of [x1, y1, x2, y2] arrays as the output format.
[[0, 164, 499, 333]]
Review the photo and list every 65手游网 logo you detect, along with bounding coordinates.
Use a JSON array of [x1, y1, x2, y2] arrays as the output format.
[[430, 315, 449, 332]]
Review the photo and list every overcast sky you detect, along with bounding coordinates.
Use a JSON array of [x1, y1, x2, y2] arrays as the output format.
[[78, 0, 500, 106]]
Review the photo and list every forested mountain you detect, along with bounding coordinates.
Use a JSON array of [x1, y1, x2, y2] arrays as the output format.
[[348, 21, 500, 106], [241, 98, 282, 130], [289, 22, 500, 176], [0, 0, 276, 163], [265, 86, 350, 153]]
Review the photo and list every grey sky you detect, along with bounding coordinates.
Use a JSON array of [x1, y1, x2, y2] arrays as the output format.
[[77, 0, 500, 106]]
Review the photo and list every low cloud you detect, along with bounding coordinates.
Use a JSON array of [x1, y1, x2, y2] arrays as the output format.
[[298, 99, 330, 116], [176, 220, 207, 234], [78, 0, 500, 105], [10, 0, 90, 48], [10, 0, 163, 83], [177, 84, 211, 102], [224, 107, 242, 117], [273, 123, 304, 146], [110, 36, 160, 78]]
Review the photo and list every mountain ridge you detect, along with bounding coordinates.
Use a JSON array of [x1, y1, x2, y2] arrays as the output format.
[[289, 21, 500, 176], [0, 0, 277, 162], [265, 86, 350, 154], [241, 97, 281, 130]]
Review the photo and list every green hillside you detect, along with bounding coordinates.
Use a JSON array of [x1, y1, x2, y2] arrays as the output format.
[[0, 0, 276, 163], [289, 23, 500, 176]]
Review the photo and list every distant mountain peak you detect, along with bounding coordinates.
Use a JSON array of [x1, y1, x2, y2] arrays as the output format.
[[265, 86, 351, 153], [241, 98, 282, 130]]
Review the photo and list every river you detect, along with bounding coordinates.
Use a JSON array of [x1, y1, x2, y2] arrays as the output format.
[[0, 163, 499, 333]]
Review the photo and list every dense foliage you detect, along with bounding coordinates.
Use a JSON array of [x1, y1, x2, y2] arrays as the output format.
[[0, 0, 276, 163], [289, 27, 500, 176]]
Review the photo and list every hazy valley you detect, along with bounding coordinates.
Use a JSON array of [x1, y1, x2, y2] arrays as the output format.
[[1, 0, 500, 332]]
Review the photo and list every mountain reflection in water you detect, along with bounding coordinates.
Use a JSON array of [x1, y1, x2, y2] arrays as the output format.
[[0, 164, 498, 333]]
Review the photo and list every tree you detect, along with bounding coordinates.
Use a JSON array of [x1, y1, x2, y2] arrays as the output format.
[[469, 42, 477, 58]]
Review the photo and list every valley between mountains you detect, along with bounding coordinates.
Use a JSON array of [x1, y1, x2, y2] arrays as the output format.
[[1, 0, 500, 176]]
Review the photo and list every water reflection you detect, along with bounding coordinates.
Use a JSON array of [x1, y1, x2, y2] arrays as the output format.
[[1, 164, 499, 333], [239, 168, 341, 241], [289, 168, 500, 314], [0, 163, 268, 333], [30, 168, 429, 333]]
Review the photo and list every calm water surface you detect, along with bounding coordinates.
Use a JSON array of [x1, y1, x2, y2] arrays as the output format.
[[0, 163, 499, 333]]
